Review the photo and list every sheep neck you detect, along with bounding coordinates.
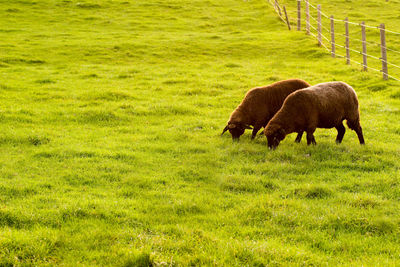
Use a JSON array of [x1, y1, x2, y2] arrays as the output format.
[[232, 106, 251, 124], [274, 108, 297, 134]]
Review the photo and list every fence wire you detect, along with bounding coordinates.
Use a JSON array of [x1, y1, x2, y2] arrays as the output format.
[[267, 0, 400, 81]]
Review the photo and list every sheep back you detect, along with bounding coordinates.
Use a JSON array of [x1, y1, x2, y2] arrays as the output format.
[[228, 79, 311, 128], [265, 81, 364, 147], [279, 81, 360, 129]]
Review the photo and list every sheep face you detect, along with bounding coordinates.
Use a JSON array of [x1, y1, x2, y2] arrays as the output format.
[[221, 123, 252, 141], [265, 125, 286, 149], [229, 124, 246, 141]]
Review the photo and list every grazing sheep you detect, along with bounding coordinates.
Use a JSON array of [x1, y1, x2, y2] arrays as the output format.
[[264, 81, 365, 149], [221, 79, 311, 140]]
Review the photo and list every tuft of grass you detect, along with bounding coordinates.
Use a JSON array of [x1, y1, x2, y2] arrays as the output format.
[[292, 185, 333, 199], [77, 110, 122, 124], [225, 63, 242, 68], [0, 57, 45, 65], [80, 91, 134, 101], [28, 135, 50, 146], [76, 2, 101, 9], [391, 91, 400, 99], [346, 193, 383, 208], [35, 79, 56, 84]]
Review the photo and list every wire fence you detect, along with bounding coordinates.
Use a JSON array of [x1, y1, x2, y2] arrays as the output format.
[[268, 0, 400, 81]]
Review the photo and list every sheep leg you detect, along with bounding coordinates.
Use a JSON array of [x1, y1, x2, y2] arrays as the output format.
[[353, 125, 365, 145], [347, 120, 365, 145], [335, 123, 346, 144], [294, 131, 303, 143], [311, 135, 317, 145], [251, 126, 261, 140], [306, 130, 316, 145], [356, 126, 365, 144]]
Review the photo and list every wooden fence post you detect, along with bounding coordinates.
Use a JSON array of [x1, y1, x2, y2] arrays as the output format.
[[297, 0, 301, 31], [275, 0, 282, 16], [330, 16, 335, 57], [283, 6, 291, 30], [345, 17, 350, 64], [317, 5, 322, 46], [361, 21, 367, 71], [380, 23, 388, 80], [305, 0, 310, 35]]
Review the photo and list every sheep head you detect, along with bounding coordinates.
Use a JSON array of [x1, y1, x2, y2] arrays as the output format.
[[265, 124, 286, 149], [221, 122, 252, 141]]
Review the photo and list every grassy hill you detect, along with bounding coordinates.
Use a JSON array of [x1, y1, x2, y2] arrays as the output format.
[[0, 0, 399, 265]]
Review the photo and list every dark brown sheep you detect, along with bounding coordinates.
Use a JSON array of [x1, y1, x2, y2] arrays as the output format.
[[264, 81, 365, 149], [221, 79, 311, 140]]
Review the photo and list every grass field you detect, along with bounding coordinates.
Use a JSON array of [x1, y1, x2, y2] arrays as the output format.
[[0, 0, 400, 265]]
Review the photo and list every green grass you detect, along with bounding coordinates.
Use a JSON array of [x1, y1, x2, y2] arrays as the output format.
[[0, 0, 400, 265]]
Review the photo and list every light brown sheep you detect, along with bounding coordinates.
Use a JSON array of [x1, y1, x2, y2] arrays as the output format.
[[221, 79, 311, 140], [264, 81, 365, 149]]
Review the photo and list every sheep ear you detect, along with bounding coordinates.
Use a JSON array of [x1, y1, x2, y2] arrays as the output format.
[[244, 124, 253, 130], [221, 125, 229, 135], [228, 124, 236, 129]]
